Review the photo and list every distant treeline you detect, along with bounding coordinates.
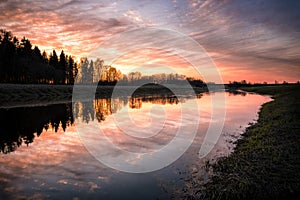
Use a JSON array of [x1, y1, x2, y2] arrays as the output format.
[[0, 29, 78, 84], [225, 80, 300, 88], [0, 30, 206, 87], [8, 30, 296, 87]]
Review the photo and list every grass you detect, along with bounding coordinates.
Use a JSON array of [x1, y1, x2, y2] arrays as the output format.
[[0, 84, 73, 108], [184, 85, 300, 199]]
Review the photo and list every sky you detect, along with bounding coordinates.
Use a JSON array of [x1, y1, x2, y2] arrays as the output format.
[[0, 0, 299, 83]]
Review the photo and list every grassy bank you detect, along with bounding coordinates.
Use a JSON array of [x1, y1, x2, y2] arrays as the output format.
[[0, 84, 74, 108], [187, 85, 300, 199]]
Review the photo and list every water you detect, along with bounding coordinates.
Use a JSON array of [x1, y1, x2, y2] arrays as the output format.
[[0, 91, 271, 199]]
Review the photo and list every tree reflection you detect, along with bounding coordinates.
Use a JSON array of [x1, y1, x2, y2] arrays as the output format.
[[75, 95, 181, 124], [227, 89, 247, 96], [129, 95, 179, 109], [94, 98, 128, 122], [129, 97, 143, 109], [0, 103, 73, 153], [0, 91, 201, 154]]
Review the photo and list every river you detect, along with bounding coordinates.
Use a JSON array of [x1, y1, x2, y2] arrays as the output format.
[[0, 90, 271, 199]]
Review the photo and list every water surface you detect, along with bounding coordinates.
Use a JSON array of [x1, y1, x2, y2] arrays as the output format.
[[0, 91, 271, 199]]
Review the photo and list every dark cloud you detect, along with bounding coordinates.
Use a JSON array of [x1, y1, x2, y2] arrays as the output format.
[[224, 0, 300, 33], [185, 0, 300, 81]]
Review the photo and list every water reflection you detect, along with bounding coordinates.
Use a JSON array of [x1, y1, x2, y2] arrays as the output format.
[[0, 91, 272, 199], [129, 95, 179, 109], [0, 103, 73, 153], [0, 94, 185, 153], [95, 98, 128, 122], [73, 94, 181, 124], [227, 89, 247, 96]]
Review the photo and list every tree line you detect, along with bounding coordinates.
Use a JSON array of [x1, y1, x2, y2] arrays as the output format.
[[0, 29, 207, 86], [0, 29, 78, 84], [76, 57, 202, 85], [226, 80, 299, 88]]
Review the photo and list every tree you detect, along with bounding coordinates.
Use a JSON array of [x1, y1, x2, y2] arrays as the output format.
[[20, 37, 32, 57], [0, 30, 16, 82], [283, 81, 288, 85], [58, 50, 67, 84], [87, 60, 93, 83], [0, 30, 80, 84], [128, 71, 142, 82], [107, 66, 117, 82], [67, 56, 75, 84], [49, 50, 58, 69], [73, 62, 78, 83], [33, 46, 42, 61], [241, 80, 247, 85], [79, 58, 90, 83], [93, 58, 104, 83], [42, 51, 48, 64]]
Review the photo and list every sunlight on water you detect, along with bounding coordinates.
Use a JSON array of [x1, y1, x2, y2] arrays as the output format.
[[0, 92, 271, 199]]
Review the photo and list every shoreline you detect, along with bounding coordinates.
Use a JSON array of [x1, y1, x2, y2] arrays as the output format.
[[183, 85, 300, 199]]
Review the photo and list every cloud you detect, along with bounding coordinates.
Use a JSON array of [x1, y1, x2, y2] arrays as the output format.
[[185, 0, 300, 82], [0, 0, 299, 82], [0, 0, 136, 58]]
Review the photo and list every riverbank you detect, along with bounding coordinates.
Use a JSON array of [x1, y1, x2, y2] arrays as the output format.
[[184, 85, 300, 199], [0, 84, 73, 108]]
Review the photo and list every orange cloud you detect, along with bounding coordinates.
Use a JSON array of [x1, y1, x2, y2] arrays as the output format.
[[111, 49, 203, 78], [0, 0, 299, 83]]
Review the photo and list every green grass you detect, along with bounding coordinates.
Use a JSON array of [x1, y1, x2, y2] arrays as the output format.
[[186, 85, 300, 199]]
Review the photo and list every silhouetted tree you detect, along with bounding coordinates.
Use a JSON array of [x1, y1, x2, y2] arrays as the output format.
[[0, 30, 80, 84], [49, 50, 58, 68], [58, 50, 67, 84], [67, 56, 75, 84]]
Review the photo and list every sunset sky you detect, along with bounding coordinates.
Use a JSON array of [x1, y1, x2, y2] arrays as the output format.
[[1, 0, 299, 83]]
